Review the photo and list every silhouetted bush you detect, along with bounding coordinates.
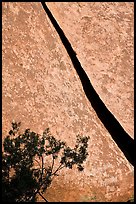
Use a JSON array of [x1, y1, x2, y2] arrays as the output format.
[[2, 121, 90, 202]]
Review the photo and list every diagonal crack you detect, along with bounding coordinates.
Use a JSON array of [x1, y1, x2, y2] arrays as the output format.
[[41, 2, 135, 166]]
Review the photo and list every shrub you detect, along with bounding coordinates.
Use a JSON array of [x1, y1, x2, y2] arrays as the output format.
[[2, 121, 90, 202]]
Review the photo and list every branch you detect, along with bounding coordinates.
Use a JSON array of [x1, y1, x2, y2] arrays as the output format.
[[38, 191, 48, 202], [30, 171, 51, 201], [40, 155, 44, 181], [34, 158, 42, 169], [51, 163, 65, 177], [51, 154, 55, 173]]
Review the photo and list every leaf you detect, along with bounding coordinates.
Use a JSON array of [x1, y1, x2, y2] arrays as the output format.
[[9, 130, 14, 136], [77, 164, 84, 171]]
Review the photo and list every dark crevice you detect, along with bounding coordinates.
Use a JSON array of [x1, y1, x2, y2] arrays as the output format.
[[41, 2, 135, 166]]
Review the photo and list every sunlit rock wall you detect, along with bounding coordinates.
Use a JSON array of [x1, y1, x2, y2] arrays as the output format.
[[2, 2, 134, 202]]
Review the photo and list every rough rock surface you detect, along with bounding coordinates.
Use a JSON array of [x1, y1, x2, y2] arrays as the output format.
[[2, 2, 134, 202]]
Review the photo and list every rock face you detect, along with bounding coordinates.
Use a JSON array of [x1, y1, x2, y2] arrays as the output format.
[[2, 2, 134, 202]]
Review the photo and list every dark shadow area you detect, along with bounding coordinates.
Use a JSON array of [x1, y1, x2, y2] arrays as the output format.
[[41, 2, 135, 166]]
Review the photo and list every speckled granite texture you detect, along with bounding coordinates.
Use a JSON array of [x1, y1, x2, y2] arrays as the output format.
[[2, 2, 134, 202]]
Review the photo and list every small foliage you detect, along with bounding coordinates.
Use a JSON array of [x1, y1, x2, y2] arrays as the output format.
[[2, 122, 90, 202]]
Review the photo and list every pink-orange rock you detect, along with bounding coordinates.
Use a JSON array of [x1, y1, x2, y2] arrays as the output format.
[[2, 2, 134, 202]]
